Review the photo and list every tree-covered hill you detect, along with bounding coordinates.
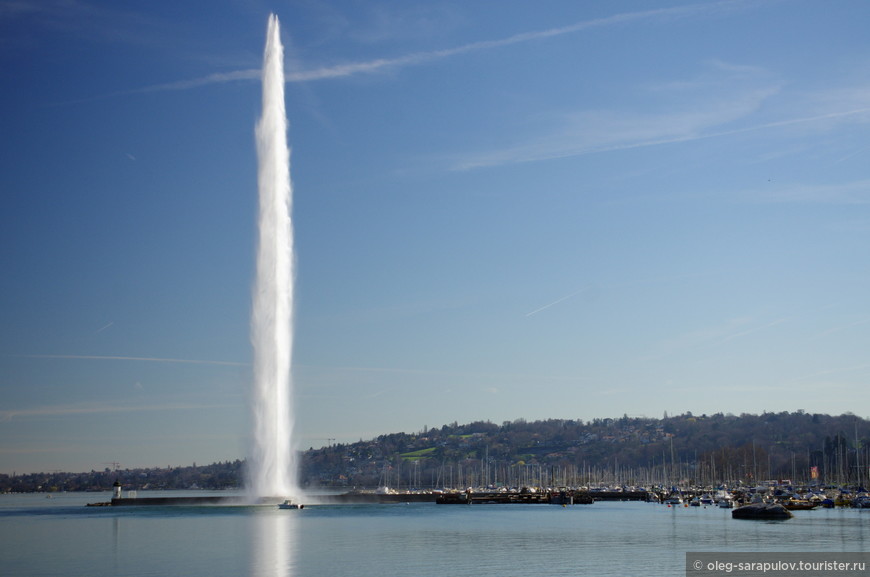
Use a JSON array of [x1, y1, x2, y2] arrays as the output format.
[[300, 411, 870, 489]]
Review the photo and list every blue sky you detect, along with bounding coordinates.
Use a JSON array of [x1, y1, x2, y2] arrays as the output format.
[[2, 0, 869, 475]]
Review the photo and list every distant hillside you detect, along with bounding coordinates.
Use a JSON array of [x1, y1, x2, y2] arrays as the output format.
[[1, 460, 245, 494], [299, 411, 870, 489], [3, 411, 868, 493]]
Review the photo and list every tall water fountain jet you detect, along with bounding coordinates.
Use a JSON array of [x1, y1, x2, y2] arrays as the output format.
[[249, 14, 296, 499]]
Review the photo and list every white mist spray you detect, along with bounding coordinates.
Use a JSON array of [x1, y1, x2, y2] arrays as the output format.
[[249, 14, 296, 499]]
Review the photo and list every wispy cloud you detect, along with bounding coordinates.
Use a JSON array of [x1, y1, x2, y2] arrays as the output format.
[[741, 178, 870, 205], [294, 363, 589, 389], [17, 354, 247, 366], [456, 101, 775, 170], [795, 363, 870, 382], [0, 400, 235, 422], [639, 316, 788, 362], [451, 66, 870, 171], [456, 101, 870, 173], [451, 59, 783, 170], [810, 317, 870, 340], [721, 318, 789, 342], [0, 0, 46, 18], [833, 145, 869, 164], [2, 0, 165, 49]]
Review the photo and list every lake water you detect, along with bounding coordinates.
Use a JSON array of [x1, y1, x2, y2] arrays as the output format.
[[1, 491, 867, 576]]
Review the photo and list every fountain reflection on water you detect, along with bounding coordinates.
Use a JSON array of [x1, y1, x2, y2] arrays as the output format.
[[251, 510, 297, 577]]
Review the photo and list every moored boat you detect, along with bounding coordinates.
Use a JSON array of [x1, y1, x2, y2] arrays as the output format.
[[664, 493, 683, 506], [732, 502, 792, 520], [780, 499, 819, 511]]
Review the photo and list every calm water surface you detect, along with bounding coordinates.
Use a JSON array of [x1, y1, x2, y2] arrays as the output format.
[[1, 492, 867, 576]]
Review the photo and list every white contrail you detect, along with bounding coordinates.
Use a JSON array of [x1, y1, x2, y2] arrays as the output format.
[[526, 287, 589, 317], [17, 354, 247, 366], [130, 1, 740, 93], [134, 69, 260, 93], [284, 3, 718, 82]]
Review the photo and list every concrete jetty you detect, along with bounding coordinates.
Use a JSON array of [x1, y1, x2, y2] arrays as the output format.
[[104, 492, 430, 507], [96, 488, 648, 507], [109, 496, 261, 506]]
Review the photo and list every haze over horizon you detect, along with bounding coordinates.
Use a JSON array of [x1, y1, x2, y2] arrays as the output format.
[[2, 0, 870, 475]]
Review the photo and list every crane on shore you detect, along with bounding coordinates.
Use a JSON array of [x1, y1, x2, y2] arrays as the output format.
[[309, 438, 336, 447]]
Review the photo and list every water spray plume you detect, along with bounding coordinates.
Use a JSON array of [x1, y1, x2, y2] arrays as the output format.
[[249, 13, 297, 499]]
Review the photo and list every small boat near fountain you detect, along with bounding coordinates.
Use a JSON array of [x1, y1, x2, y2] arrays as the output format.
[[278, 500, 303, 510]]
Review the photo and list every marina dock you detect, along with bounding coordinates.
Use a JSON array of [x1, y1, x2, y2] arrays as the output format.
[[434, 490, 646, 504]]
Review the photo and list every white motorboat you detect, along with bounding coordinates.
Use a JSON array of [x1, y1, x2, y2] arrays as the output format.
[[664, 494, 683, 505]]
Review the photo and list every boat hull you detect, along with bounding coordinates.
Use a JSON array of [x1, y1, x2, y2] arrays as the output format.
[[732, 503, 792, 520]]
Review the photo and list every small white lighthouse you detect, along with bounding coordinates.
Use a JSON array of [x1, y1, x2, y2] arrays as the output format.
[[112, 480, 122, 500]]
